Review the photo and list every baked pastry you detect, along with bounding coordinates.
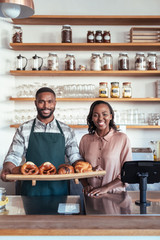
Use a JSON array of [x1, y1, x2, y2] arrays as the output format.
[[21, 161, 39, 175], [74, 161, 92, 173], [39, 162, 56, 175], [57, 164, 74, 174]]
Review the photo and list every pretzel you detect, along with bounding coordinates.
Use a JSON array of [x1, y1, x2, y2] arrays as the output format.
[[57, 164, 74, 174], [21, 161, 39, 175], [74, 161, 92, 173], [39, 162, 56, 175]]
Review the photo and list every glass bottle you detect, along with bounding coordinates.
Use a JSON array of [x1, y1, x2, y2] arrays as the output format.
[[65, 54, 76, 70], [12, 25, 22, 43], [122, 82, 132, 98], [101, 53, 113, 70], [0, 187, 6, 210], [135, 52, 146, 70], [99, 82, 109, 98], [147, 52, 157, 70], [47, 53, 59, 71], [61, 25, 72, 43], [103, 31, 111, 43], [87, 31, 95, 43], [95, 30, 103, 43], [90, 53, 101, 71], [118, 52, 129, 70], [111, 82, 120, 98]]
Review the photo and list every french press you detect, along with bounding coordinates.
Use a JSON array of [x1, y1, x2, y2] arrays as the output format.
[[32, 54, 43, 70], [16, 54, 28, 70]]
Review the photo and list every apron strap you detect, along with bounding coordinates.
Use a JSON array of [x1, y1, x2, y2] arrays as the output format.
[[30, 118, 64, 136], [56, 120, 64, 136]]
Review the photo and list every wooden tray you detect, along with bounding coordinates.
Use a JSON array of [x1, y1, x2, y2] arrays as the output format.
[[6, 170, 106, 186]]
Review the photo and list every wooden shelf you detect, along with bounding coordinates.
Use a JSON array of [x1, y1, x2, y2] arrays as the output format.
[[12, 15, 160, 25], [9, 97, 160, 102], [10, 42, 160, 51], [10, 124, 160, 129], [10, 70, 160, 77]]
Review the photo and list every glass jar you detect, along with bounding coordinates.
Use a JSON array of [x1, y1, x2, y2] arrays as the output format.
[[65, 54, 76, 70], [99, 82, 109, 98], [101, 53, 113, 70], [0, 187, 6, 210], [61, 25, 72, 43], [90, 53, 101, 71], [111, 82, 120, 98], [147, 52, 157, 70], [135, 52, 146, 70], [118, 52, 129, 70], [47, 53, 59, 71], [103, 31, 111, 43], [12, 25, 22, 43], [87, 31, 95, 43], [95, 30, 103, 43], [122, 82, 132, 98]]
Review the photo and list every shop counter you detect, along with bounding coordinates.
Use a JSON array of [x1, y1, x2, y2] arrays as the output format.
[[0, 191, 160, 236]]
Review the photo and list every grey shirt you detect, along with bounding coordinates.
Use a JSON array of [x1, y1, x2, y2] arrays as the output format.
[[4, 117, 83, 166]]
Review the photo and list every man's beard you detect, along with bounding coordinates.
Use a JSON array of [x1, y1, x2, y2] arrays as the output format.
[[37, 107, 55, 119]]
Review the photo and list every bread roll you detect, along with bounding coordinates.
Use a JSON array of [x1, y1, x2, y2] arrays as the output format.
[[74, 161, 92, 173], [57, 164, 74, 174]]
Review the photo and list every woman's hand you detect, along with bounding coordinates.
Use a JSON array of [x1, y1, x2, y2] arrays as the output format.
[[83, 185, 93, 195], [87, 185, 109, 197]]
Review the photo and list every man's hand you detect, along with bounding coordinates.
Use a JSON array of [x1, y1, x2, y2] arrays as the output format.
[[1, 162, 16, 182]]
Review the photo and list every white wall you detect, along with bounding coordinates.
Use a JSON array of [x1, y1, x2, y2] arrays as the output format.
[[0, 0, 160, 194]]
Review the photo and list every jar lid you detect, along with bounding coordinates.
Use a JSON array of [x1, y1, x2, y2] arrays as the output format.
[[103, 53, 112, 56], [62, 24, 71, 28], [49, 52, 57, 56], [100, 82, 108, 85], [13, 25, 21, 28], [136, 52, 145, 55], [66, 54, 75, 57], [92, 53, 100, 56], [123, 82, 131, 85], [96, 30, 102, 33], [119, 52, 128, 55], [111, 82, 119, 85], [148, 52, 156, 55]]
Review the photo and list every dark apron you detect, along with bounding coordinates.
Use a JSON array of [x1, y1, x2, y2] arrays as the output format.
[[21, 119, 69, 196]]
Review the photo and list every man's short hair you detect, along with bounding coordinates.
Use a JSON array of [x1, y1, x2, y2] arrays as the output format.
[[35, 87, 56, 99]]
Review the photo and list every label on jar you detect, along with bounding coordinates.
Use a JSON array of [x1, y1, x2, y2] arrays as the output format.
[[99, 88, 108, 97], [104, 35, 110, 40], [96, 35, 102, 41], [88, 35, 94, 40], [123, 88, 131, 98], [111, 88, 120, 98]]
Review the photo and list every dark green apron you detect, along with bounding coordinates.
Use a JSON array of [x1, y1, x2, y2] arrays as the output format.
[[21, 119, 69, 196]]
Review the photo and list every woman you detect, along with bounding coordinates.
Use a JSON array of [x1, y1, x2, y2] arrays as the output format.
[[79, 100, 132, 196]]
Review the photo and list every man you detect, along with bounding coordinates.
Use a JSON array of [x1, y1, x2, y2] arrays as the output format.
[[1, 87, 83, 196]]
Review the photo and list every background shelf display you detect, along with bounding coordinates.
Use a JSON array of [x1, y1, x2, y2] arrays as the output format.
[[10, 42, 160, 51], [12, 15, 160, 25], [10, 70, 160, 77]]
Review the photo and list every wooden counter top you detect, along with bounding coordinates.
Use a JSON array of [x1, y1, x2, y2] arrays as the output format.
[[0, 191, 160, 236]]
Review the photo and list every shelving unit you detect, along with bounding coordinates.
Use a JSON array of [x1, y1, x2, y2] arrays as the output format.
[[10, 124, 160, 129], [10, 42, 160, 51], [9, 97, 160, 102], [10, 15, 160, 131], [10, 70, 160, 77], [12, 15, 160, 25]]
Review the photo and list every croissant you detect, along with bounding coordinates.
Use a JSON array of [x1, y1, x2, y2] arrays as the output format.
[[21, 161, 39, 175], [57, 164, 74, 174], [39, 162, 56, 175], [74, 161, 92, 173]]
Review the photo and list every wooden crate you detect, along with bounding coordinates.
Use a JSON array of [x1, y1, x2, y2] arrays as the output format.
[[130, 27, 160, 42]]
